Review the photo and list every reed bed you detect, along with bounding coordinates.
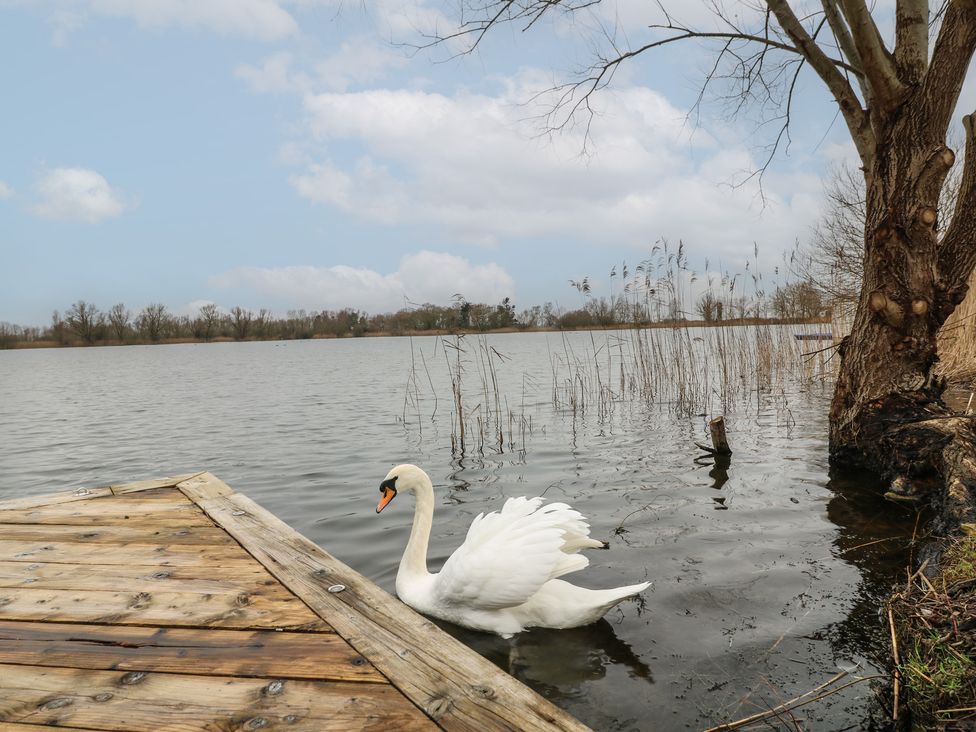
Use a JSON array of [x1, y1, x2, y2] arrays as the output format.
[[403, 321, 831, 459]]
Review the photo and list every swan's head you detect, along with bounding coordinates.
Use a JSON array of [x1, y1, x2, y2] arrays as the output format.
[[376, 463, 430, 513]]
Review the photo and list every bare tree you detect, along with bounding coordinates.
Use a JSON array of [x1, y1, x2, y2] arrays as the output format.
[[230, 306, 252, 341], [108, 303, 131, 342], [137, 303, 168, 342], [197, 303, 221, 341], [432, 0, 976, 508], [65, 301, 102, 345]]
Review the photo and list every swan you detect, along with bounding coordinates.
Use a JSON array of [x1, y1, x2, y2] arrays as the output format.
[[375, 464, 650, 638]]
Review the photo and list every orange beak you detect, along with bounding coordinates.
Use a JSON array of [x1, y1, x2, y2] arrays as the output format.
[[376, 486, 396, 513]]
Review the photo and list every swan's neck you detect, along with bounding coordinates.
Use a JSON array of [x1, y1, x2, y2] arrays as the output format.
[[400, 479, 434, 579]]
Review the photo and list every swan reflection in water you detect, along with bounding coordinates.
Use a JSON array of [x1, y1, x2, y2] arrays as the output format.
[[435, 616, 654, 697]]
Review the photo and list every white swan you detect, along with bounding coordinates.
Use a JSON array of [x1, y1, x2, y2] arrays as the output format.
[[375, 464, 650, 638]]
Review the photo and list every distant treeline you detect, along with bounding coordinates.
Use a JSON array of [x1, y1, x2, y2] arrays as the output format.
[[0, 282, 826, 349]]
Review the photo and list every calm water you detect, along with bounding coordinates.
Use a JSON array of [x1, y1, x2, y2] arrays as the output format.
[[0, 331, 914, 730]]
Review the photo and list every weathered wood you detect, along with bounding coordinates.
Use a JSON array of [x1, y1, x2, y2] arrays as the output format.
[[0, 621, 383, 683], [0, 495, 216, 527], [0, 587, 329, 630], [0, 486, 114, 512], [178, 473, 591, 732], [0, 539, 255, 567], [108, 474, 201, 495], [708, 416, 732, 455], [0, 560, 290, 596], [0, 664, 434, 731], [0, 523, 237, 546], [0, 722, 100, 731], [0, 475, 198, 513]]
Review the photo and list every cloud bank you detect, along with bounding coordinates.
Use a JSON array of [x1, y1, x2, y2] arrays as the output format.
[[209, 250, 515, 313]]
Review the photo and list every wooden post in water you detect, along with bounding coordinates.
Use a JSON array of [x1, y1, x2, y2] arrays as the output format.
[[708, 416, 732, 456], [695, 416, 732, 457]]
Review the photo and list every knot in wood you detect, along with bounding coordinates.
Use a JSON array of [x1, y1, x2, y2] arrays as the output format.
[[120, 671, 146, 685], [94, 692, 114, 703], [350, 657, 366, 666], [470, 684, 496, 699], [262, 680, 285, 697], [40, 697, 72, 710], [236, 593, 252, 606], [919, 207, 937, 226], [426, 695, 454, 719], [149, 571, 170, 580], [283, 715, 300, 724], [911, 299, 928, 315], [245, 717, 269, 729]]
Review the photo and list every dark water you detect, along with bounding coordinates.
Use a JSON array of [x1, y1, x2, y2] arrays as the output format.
[[0, 331, 915, 730]]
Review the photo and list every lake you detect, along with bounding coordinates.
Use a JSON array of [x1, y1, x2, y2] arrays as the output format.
[[0, 328, 913, 730]]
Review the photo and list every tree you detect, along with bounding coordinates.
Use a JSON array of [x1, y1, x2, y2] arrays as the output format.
[[434, 1, 976, 511], [196, 303, 221, 341], [137, 304, 168, 342], [771, 282, 824, 319], [65, 301, 102, 345], [108, 303, 130, 342], [696, 292, 719, 322], [230, 306, 252, 340]]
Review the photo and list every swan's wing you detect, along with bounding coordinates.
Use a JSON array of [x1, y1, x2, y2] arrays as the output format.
[[433, 497, 599, 611]]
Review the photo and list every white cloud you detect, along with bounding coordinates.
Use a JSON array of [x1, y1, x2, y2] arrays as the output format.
[[209, 250, 515, 313], [236, 40, 407, 95], [288, 77, 822, 259], [74, 0, 298, 41], [0, 181, 13, 200], [32, 167, 128, 223]]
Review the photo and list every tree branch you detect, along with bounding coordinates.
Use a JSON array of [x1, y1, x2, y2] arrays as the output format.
[[940, 112, 976, 287], [919, 0, 976, 136], [838, 0, 904, 111], [766, 0, 874, 166], [894, 0, 929, 83], [821, 0, 867, 97]]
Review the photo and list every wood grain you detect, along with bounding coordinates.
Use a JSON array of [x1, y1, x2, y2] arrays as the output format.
[[0, 587, 328, 630], [0, 539, 255, 567], [0, 475, 198, 512], [179, 473, 591, 732], [0, 523, 237, 546], [0, 560, 292, 596], [0, 496, 214, 528], [0, 664, 434, 731], [0, 621, 383, 683]]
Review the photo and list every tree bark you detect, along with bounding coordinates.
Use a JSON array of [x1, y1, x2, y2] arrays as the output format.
[[829, 67, 976, 515]]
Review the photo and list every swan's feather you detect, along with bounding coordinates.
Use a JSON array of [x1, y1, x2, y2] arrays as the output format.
[[433, 496, 599, 611]]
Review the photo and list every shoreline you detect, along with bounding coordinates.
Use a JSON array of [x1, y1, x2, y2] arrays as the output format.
[[1, 316, 831, 350]]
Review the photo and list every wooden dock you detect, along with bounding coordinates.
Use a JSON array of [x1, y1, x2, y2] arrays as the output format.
[[0, 473, 590, 731]]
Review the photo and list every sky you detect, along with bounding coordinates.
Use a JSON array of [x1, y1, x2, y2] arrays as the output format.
[[0, 0, 968, 327]]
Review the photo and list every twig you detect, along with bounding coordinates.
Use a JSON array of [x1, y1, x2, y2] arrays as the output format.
[[704, 671, 882, 732], [937, 706, 976, 714], [888, 604, 901, 721]]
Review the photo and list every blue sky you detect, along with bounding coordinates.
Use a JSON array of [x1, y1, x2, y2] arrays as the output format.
[[1, 0, 945, 327]]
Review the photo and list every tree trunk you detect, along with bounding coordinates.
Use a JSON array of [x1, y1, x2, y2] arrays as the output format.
[[829, 101, 976, 523]]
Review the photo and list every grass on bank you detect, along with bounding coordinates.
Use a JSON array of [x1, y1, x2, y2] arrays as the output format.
[[893, 534, 976, 729]]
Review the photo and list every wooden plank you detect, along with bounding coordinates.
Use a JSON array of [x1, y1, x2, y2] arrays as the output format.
[[179, 473, 591, 732], [0, 722, 102, 731], [0, 539, 255, 567], [0, 498, 215, 528], [108, 474, 201, 495], [0, 475, 199, 512], [0, 524, 237, 546], [0, 664, 434, 731], [0, 621, 383, 683], [0, 487, 114, 513], [0, 560, 295, 596], [0, 587, 329, 630]]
